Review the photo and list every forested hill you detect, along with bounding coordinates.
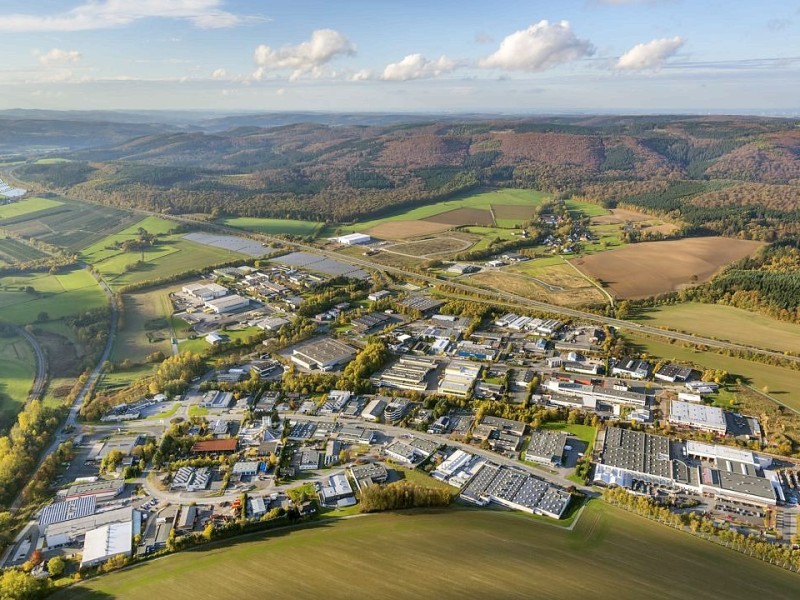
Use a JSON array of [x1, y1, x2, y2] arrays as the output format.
[[11, 115, 800, 238]]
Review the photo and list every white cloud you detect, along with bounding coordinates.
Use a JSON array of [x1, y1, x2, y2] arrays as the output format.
[[211, 68, 227, 79], [480, 20, 595, 72], [381, 54, 458, 81], [37, 48, 82, 66], [253, 29, 355, 81], [616, 36, 684, 70], [0, 0, 253, 32], [349, 69, 374, 81]]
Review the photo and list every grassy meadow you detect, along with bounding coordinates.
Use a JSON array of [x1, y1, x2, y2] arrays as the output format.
[[0, 334, 36, 430], [219, 216, 324, 237], [0, 267, 106, 325], [626, 332, 800, 412], [57, 503, 800, 600], [0, 196, 63, 220], [633, 303, 800, 355]]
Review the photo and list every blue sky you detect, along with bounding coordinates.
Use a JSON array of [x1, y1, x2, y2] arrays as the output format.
[[0, 0, 798, 113]]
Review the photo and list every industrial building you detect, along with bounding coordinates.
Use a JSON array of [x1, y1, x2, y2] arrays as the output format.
[[611, 358, 651, 380], [204, 294, 250, 314], [291, 338, 357, 371], [64, 479, 124, 502], [460, 464, 571, 519], [44, 506, 137, 548], [80, 520, 134, 568], [655, 363, 694, 383], [335, 233, 372, 245], [384, 437, 439, 465], [360, 397, 388, 422], [39, 496, 97, 528], [668, 400, 728, 434], [438, 360, 481, 398], [431, 449, 486, 488], [524, 430, 570, 466], [182, 282, 228, 301], [319, 473, 356, 507], [594, 428, 779, 507]]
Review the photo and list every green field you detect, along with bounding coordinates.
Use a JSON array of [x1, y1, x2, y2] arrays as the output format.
[[626, 332, 800, 411], [0, 196, 62, 220], [0, 334, 36, 430], [539, 422, 597, 447], [34, 158, 73, 164], [350, 189, 551, 231], [565, 198, 611, 218], [0, 198, 140, 251], [112, 285, 177, 363], [634, 303, 800, 355], [178, 326, 262, 354], [58, 503, 800, 600], [220, 216, 324, 237], [0, 268, 106, 325], [81, 217, 245, 290]]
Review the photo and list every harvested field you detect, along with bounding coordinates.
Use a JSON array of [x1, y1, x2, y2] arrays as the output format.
[[470, 267, 606, 306], [572, 237, 764, 299], [366, 220, 452, 239], [591, 207, 652, 224], [643, 223, 680, 234], [386, 236, 473, 257], [423, 207, 494, 227], [491, 204, 537, 221]]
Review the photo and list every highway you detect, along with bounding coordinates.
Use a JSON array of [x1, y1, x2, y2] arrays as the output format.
[[9, 323, 48, 403]]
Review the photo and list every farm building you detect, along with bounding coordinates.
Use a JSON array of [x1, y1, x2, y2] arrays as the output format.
[[336, 233, 372, 245], [205, 332, 224, 345], [204, 294, 250, 314], [447, 263, 479, 275], [291, 338, 356, 371]]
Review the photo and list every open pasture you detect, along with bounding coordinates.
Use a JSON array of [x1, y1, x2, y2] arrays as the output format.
[[112, 286, 177, 364], [57, 503, 800, 600], [0, 334, 35, 431], [0, 196, 63, 220], [634, 302, 800, 355], [572, 237, 763, 299], [423, 207, 494, 227], [0, 267, 106, 325], [81, 217, 247, 289]]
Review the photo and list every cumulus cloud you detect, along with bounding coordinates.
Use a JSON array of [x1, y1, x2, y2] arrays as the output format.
[[0, 0, 252, 32], [211, 68, 227, 79], [381, 54, 458, 81], [37, 48, 82, 66], [253, 29, 355, 81], [480, 20, 594, 72], [349, 69, 374, 81], [616, 36, 684, 70]]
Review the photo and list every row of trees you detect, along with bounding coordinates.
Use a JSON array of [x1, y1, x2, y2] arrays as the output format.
[[603, 487, 800, 571], [358, 480, 454, 513]]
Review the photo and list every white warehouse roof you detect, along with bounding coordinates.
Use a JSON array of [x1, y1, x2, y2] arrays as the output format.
[[80, 520, 133, 568]]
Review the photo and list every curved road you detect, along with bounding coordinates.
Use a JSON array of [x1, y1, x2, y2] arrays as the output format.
[[8, 323, 48, 403]]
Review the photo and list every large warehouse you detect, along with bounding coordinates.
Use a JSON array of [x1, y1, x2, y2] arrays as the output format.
[[204, 294, 250, 314], [80, 520, 135, 569], [291, 338, 356, 371], [335, 233, 372, 245]]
